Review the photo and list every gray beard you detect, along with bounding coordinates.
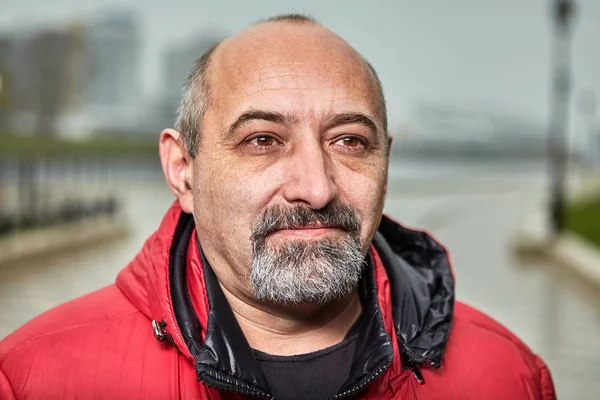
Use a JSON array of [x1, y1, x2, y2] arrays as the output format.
[[250, 234, 365, 304], [249, 204, 365, 304]]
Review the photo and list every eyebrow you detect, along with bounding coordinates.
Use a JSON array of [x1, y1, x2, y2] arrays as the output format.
[[323, 112, 379, 137], [223, 110, 297, 141]]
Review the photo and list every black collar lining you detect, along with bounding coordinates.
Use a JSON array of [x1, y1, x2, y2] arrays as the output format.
[[168, 212, 203, 359], [196, 242, 272, 393], [337, 253, 395, 392], [374, 216, 454, 368]]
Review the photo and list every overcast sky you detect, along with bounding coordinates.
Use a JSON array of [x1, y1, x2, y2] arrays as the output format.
[[1, 0, 599, 137]]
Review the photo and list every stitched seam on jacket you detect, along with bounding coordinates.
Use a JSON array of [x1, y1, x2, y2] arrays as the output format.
[[0, 310, 140, 367], [0, 366, 17, 400]]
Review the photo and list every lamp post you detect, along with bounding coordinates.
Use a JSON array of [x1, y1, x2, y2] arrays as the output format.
[[548, 0, 576, 237], [577, 89, 598, 164]]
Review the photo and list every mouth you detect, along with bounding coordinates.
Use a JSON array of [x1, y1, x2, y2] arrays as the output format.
[[269, 224, 345, 239]]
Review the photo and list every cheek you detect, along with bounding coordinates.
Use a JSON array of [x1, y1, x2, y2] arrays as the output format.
[[194, 158, 283, 235], [335, 164, 387, 241], [192, 158, 285, 275]]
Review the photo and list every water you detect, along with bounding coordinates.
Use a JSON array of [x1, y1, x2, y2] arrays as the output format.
[[1, 157, 599, 398]]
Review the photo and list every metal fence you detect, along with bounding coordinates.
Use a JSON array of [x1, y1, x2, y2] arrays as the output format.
[[0, 156, 160, 235]]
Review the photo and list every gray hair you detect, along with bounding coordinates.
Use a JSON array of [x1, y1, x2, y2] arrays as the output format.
[[174, 14, 387, 158], [249, 202, 365, 304], [174, 42, 219, 158]]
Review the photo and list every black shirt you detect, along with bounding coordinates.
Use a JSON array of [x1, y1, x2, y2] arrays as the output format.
[[252, 315, 363, 400]]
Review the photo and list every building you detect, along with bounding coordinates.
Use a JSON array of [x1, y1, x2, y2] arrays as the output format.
[[0, 37, 13, 130], [0, 8, 145, 138], [86, 10, 140, 108], [0, 26, 89, 136]]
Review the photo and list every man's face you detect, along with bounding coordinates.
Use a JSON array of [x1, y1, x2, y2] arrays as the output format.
[[190, 23, 389, 304]]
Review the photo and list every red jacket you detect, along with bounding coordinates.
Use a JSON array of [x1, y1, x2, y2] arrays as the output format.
[[0, 202, 556, 399]]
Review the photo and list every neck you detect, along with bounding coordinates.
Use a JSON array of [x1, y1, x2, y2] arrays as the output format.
[[220, 284, 362, 356]]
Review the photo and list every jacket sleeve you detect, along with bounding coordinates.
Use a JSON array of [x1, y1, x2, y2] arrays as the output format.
[[535, 355, 556, 400], [0, 367, 17, 400]]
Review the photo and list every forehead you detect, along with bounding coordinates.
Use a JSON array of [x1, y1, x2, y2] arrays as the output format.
[[207, 23, 378, 118]]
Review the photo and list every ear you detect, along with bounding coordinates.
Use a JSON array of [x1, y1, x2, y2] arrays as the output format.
[[384, 136, 393, 196], [159, 128, 194, 214], [385, 136, 393, 158]]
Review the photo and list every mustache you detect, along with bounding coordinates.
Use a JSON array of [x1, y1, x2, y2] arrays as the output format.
[[251, 202, 361, 240]]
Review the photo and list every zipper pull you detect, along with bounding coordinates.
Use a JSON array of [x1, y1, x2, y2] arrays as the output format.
[[152, 320, 177, 348], [408, 361, 425, 385]]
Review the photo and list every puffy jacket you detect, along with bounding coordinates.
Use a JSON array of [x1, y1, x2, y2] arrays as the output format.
[[0, 201, 556, 399]]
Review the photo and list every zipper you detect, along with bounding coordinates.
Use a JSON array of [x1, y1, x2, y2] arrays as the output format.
[[155, 319, 425, 396], [398, 335, 434, 385], [329, 356, 393, 399], [407, 360, 425, 385], [199, 356, 394, 400], [197, 369, 272, 399], [151, 320, 177, 348]]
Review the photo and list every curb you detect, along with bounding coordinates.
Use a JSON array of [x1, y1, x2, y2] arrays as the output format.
[[0, 215, 129, 266], [548, 232, 600, 285], [513, 206, 600, 289]]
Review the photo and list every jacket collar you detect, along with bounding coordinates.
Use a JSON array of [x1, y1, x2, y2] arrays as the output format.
[[116, 201, 195, 360], [116, 201, 454, 393], [374, 217, 455, 367]]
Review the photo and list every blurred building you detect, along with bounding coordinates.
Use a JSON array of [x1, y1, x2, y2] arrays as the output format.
[[0, 25, 88, 136], [0, 9, 142, 138], [86, 12, 139, 107], [60, 10, 142, 137], [0, 37, 13, 130], [1, 15, 233, 138]]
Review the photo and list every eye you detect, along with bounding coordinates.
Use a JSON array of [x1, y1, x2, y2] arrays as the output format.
[[242, 134, 283, 152], [334, 136, 367, 151], [338, 137, 362, 147], [252, 136, 275, 147]]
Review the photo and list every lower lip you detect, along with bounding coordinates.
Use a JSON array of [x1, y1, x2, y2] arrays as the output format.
[[270, 227, 341, 239]]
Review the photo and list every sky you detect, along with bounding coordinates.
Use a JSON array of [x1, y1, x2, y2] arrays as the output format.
[[1, 0, 599, 140]]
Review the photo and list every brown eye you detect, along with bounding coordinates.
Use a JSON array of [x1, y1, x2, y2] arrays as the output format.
[[341, 137, 361, 147], [253, 136, 275, 146], [335, 136, 365, 149]]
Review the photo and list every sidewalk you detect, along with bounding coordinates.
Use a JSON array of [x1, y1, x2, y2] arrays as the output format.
[[0, 214, 129, 266], [512, 166, 600, 290]]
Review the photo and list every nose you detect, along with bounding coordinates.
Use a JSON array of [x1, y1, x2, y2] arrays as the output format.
[[281, 141, 338, 210]]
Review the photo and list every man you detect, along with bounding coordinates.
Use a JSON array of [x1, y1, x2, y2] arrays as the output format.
[[0, 14, 555, 400]]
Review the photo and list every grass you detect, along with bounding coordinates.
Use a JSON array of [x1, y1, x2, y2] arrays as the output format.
[[0, 132, 158, 158], [567, 195, 600, 247]]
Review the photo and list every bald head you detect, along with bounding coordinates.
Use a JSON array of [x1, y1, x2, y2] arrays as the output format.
[[175, 14, 387, 157]]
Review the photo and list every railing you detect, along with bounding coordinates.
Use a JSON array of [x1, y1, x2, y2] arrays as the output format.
[[0, 156, 161, 235]]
